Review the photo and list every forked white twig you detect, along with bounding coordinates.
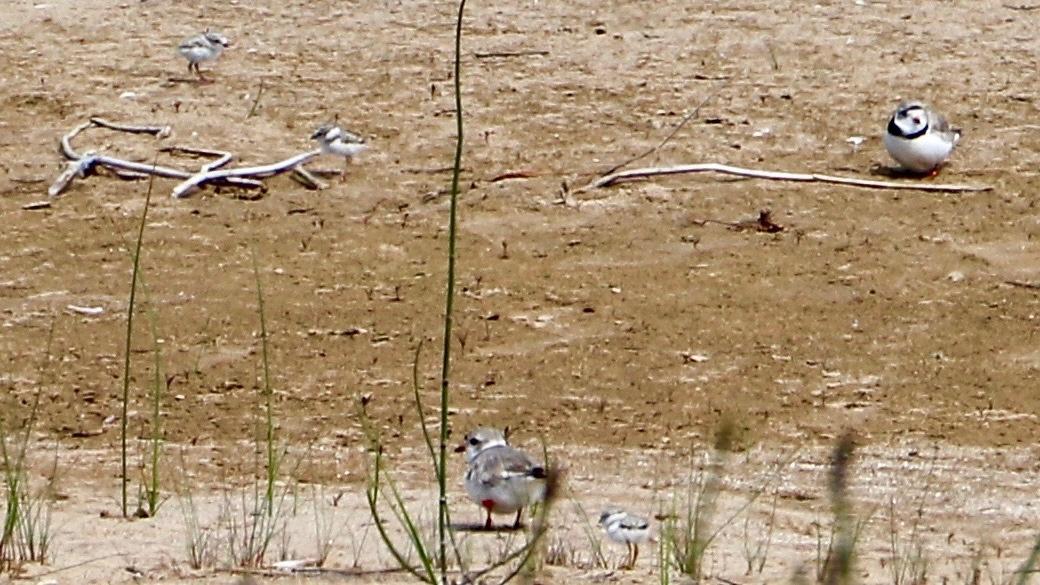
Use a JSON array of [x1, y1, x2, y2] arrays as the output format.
[[581, 163, 993, 194]]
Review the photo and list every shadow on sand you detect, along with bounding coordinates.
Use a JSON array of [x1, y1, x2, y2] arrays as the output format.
[[451, 521, 527, 533]]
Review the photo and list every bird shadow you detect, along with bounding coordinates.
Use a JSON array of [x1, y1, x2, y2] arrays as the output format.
[[450, 522, 526, 533], [167, 76, 213, 85], [869, 164, 935, 179]]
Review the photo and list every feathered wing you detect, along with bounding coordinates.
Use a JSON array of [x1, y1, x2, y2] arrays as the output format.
[[476, 447, 541, 485], [179, 36, 210, 51], [618, 514, 649, 530], [339, 128, 365, 144], [929, 110, 961, 144]]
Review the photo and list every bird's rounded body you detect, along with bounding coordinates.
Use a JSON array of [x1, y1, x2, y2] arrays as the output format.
[[883, 101, 960, 174], [178, 31, 229, 80], [463, 445, 543, 515], [311, 124, 368, 168], [320, 140, 368, 159], [178, 32, 228, 64], [178, 43, 218, 65], [599, 509, 650, 545], [599, 508, 650, 569], [457, 427, 546, 528]]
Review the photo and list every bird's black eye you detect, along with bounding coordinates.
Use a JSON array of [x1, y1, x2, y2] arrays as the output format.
[[469, 437, 479, 446]]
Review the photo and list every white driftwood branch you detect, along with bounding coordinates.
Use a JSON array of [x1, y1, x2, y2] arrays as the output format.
[[49, 154, 98, 197], [583, 163, 993, 193], [59, 121, 94, 160], [290, 166, 328, 190], [51, 119, 317, 198], [93, 154, 262, 188], [109, 168, 151, 181], [171, 150, 320, 198]]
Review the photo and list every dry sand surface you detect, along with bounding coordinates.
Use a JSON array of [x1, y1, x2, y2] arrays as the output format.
[[1, 0, 1039, 583]]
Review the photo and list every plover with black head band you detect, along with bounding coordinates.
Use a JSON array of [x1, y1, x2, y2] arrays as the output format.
[[178, 30, 230, 82], [883, 100, 960, 175], [599, 508, 651, 569], [311, 123, 368, 181], [456, 427, 547, 530]]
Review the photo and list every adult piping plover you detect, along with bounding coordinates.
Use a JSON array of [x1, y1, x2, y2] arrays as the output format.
[[599, 508, 651, 569], [883, 101, 960, 175], [456, 427, 547, 529], [311, 123, 368, 181], [178, 30, 230, 82]]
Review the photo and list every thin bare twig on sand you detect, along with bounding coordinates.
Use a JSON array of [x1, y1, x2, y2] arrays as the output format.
[[488, 170, 538, 182], [579, 163, 993, 194], [1005, 280, 1040, 291], [598, 88, 721, 177], [246, 79, 265, 119], [50, 118, 325, 199], [88, 117, 172, 136], [474, 50, 549, 58], [159, 145, 235, 171], [694, 209, 784, 233]]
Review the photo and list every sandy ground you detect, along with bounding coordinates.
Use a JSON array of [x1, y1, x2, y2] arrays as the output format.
[[6, 441, 1040, 584], [1, 0, 1039, 583]]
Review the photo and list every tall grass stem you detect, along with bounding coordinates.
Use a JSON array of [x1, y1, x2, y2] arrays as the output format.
[[250, 246, 276, 511], [437, 1, 466, 584]]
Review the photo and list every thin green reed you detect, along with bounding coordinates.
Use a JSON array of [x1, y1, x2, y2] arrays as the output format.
[[144, 302, 164, 517], [121, 171, 156, 518], [250, 246, 277, 511], [438, 1, 466, 584]]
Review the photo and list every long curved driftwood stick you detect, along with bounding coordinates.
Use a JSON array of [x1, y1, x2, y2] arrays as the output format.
[[171, 150, 320, 198], [582, 163, 993, 194]]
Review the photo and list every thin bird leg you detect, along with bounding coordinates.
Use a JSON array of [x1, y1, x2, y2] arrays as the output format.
[[484, 509, 493, 530], [631, 543, 639, 569], [512, 508, 523, 529], [190, 63, 209, 83], [341, 158, 349, 183]]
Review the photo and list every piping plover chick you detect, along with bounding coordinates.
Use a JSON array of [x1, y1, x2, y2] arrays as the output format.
[[883, 101, 960, 175], [311, 123, 368, 182], [178, 30, 230, 82], [456, 427, 547, 530], [599, 508, 651, 569]]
